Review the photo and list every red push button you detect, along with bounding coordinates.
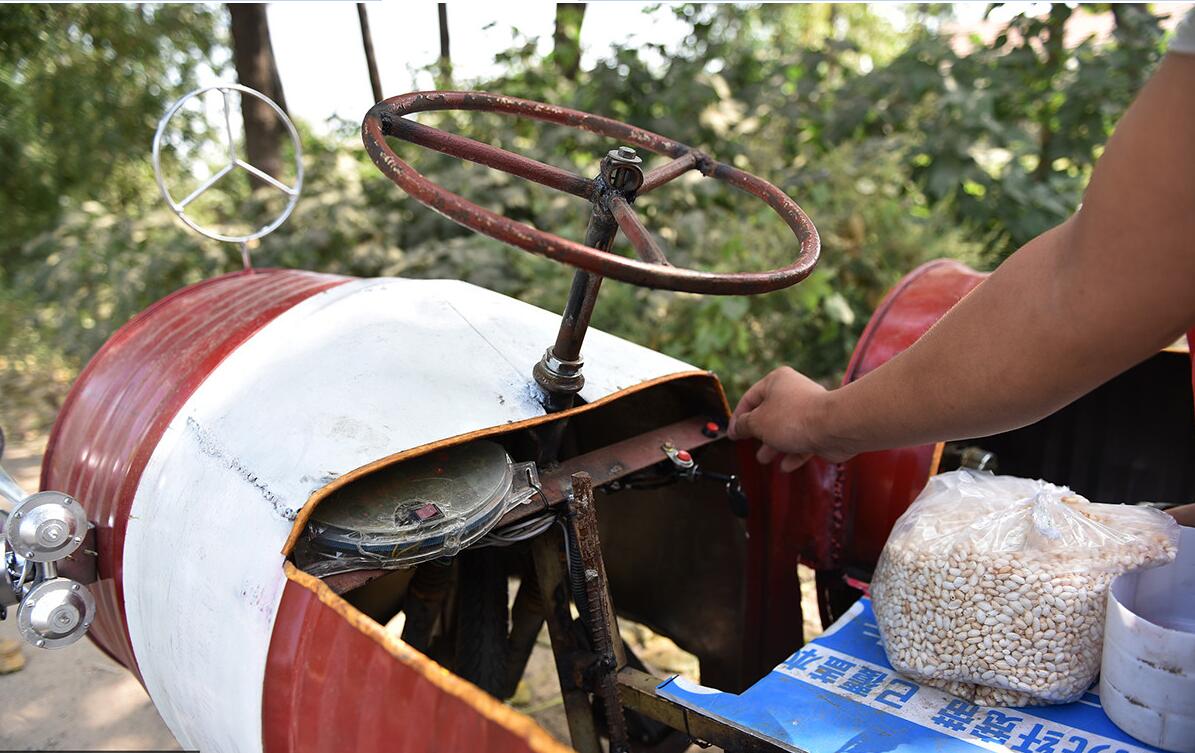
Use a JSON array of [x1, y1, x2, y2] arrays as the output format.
[[676, 449, 692, 463]]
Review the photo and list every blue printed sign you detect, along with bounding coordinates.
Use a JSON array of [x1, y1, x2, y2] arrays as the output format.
[[656, 598, 1164, 753]]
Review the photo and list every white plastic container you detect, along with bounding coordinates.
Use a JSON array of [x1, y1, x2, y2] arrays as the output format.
[[1101, 525, 1195, 753]]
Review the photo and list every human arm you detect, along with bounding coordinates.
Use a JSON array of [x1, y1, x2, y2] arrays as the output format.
[[729, 53, 1195, 471]]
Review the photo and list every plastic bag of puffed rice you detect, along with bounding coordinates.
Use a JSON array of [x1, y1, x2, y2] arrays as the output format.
[[870, 469, 1180, 706]]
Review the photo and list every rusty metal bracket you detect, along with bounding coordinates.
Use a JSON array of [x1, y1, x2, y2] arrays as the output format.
[[532, 525, 604, 753], [564, 472, 630, 753], [362, 91, 821, 295], [500, 416, 723, 528]]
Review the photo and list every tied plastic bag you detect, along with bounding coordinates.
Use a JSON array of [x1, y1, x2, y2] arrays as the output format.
[[871, 469, 1180, 706]]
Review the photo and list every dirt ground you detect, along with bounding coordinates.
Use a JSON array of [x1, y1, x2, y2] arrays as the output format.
[[0, 437, 822, 751]]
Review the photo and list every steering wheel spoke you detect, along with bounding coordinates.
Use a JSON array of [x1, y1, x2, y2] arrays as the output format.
[[387, 116, 592, 199], [639, 152, 701, 195], [608, 196, 670, 266]]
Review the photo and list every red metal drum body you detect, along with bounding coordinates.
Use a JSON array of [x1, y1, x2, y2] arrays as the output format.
[[836, 260, 986, 570], [41, 269, 348, 672]]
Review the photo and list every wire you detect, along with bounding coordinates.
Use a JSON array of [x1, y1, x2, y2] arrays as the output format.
[[471, 511, 558, 548], [471, 470, 558, 549]]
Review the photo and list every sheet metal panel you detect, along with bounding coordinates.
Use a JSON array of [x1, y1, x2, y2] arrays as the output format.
[[263, 567, 571, 753], [39, 269, 348, 671]]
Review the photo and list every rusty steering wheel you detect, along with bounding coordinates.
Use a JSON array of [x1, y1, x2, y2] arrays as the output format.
[[362, 91, 820, 296]]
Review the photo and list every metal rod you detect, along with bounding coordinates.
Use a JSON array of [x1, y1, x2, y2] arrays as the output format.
[[553, 272, 603, 364], [609, 196, 669, 266], [532, 195, 618, 429], [566, 472, 631, 753], [437, 4, 451, 70], [235, 159, 296, 195], [640, 151, 699, 194], [177, 162, 235, 209], [0, 464, 27, 508], [532, 528, 603, 753], [221, 89, 237, 164], [386, 116, 593, 199], [357, 3, 384, 103], [553, 200, 617, 361]]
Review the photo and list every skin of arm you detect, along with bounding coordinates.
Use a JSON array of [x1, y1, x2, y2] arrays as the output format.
[[728, 53, 1195, 477]]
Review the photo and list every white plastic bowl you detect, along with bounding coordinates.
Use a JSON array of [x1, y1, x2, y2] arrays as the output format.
[[1101, 525, 1195, 752]]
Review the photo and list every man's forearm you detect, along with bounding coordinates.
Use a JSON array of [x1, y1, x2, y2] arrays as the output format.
[[813, 55, 1195, 456], [816, 222, 1109, 453]]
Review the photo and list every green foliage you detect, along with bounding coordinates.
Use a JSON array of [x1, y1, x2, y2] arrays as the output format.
[[0, 3, 1170, 436], [803, 3, 1166, 262], [0, 3, 225, 261]]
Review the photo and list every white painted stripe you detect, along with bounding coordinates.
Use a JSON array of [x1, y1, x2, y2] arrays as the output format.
[[775, 647, 1156, 753], [122, 277, 696, 752]]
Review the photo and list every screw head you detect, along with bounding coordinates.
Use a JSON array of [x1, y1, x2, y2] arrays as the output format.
[[617, 145, 637, 159], [71, 584, 80, 592], [36, 639, 45, 648]]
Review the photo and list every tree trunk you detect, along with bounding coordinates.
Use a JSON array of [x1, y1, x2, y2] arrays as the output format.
[[357, 3, 383, 103], [553, 4, 586, 80], [1031, 5, 1071, 182], [437, 4, 452, 82], [228, 4, 287, 188]]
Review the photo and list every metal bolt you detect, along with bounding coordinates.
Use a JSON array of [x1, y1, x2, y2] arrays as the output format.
[[71, 584, 80, 591], [73, 537, 82, 544], [36, 639, 45, 648], [617, 146, 637, 159], [12, 512, 20, 519]]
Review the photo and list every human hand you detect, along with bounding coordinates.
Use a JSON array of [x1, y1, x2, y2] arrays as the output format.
[[727, 366, 853, 472]]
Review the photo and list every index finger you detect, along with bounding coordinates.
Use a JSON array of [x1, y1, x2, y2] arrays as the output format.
[[729, 376, 770, 439]]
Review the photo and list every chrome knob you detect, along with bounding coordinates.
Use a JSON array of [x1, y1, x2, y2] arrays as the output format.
[[5, 492, 87, 562]]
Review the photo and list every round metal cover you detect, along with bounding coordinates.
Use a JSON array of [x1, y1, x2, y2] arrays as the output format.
[[17, 577, 95, 649], [308, 440, 513, 565], [5, 492, 87, 562]]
